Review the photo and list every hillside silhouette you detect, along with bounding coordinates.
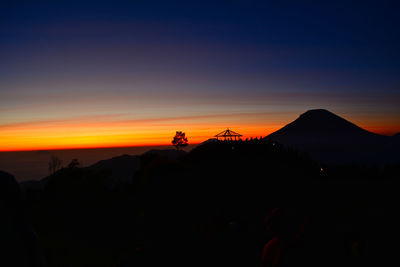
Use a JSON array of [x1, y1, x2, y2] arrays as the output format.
[[266, 109, 399, 164], [2, 109, 400, 266], [4, 138, 398, 266], [0, 171, 45, 266]]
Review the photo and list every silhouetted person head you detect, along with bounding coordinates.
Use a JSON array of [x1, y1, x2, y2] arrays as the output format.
[[262, 206, 311, 267]]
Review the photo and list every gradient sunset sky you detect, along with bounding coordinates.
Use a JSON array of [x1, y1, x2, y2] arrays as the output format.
[[1, 0, 399, 151]]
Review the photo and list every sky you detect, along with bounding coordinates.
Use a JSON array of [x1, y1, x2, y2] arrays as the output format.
[[1, 0, 400, 151]]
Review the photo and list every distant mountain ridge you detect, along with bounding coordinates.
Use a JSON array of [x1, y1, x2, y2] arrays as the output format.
[[87, 149, 186, 183], [266, 109, 399, 164], [88, 154, 141, 183], [20, 149, 187, 190]]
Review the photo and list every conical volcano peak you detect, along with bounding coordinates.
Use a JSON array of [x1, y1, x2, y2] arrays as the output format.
[[266, 109, 397, 164], [290, 109, 358, 130], [301, 109, 334, 115], [267, 108, 382, 144], [299, 109, 342, 120]]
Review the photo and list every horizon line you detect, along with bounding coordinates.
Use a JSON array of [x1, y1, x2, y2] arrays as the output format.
[[0, 142, 205, 153]]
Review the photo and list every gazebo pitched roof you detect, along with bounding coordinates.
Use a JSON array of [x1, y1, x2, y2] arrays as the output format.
[[214, 128, 242, 138]]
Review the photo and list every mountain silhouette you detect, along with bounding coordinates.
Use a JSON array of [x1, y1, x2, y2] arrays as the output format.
[[143, 149, 187, 159], [266, 109, 399, 164], [88, 154, 141, 184], [87, 149, 186, 182], [20, 149, 187, 191], [9, 134, 400, 266]]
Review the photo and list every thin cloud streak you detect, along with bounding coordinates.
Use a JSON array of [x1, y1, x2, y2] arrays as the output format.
[[0, 111, 287, 130]]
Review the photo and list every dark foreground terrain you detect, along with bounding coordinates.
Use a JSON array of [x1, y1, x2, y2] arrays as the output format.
[[2, 140, 400, 266]]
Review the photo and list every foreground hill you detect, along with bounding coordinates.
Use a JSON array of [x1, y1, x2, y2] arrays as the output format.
[[266, 109, 399, 164], [6, 140, 400, 266]]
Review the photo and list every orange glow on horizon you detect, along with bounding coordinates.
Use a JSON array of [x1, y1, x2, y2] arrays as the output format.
[[0, 131, 272, 152], [0, 120, 280, 152], [1, 113, 398, 152]]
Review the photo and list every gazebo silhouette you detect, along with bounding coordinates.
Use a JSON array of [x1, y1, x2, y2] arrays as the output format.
[[214, 128, 242, 141]]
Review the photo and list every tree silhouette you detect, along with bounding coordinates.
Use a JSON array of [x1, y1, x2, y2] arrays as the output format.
[[48, 155, 62, 175], [67, 158, 80, 169], [172, 131, 188, 150]]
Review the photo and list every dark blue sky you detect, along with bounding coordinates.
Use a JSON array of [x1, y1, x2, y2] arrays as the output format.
[[2, 0, 399, 80], [1, 0, 400, 150]]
